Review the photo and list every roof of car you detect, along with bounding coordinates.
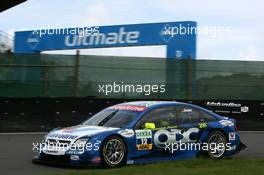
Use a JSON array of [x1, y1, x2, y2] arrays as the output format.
[[120, 101, 184, 108], [110, 101, 220, 119]]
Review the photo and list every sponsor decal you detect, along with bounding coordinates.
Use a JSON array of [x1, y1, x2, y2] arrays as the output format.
[[153, 128, 199, 148], [136, 130, 152, 138], [139, 101, 160, 107], [118, 129, 134, 138], [47, 133, 78, 140], [182, 108, 192, 112], [136, 130, 152, 150], [160, 24, 173, 42], [70, 155, 80, 161], [230, 145, 237, 150], [27, 31, 40, 49], [61, 126, 81, 133], [229, 132, 236, 141], [206, 101, 249, 114], [110, 105, 146, 112], [65, 27, 140, 47], [198, 122, 207, 129], [46, 150, 59, 153], [206, 101, 241, 108], [61, 126, 102, 133], [136, 143, 152, 150], [241, 106, 249, 113], [127, 160, 134, 165], [219, 120, 234, 127], [91, 156, 101, 164]]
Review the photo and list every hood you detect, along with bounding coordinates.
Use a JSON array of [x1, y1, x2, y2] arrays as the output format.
[[46, 125, 118, 141]]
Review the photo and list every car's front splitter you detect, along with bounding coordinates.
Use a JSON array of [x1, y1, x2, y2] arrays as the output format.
[[235, 142, 247, 153], [32, 153, 102, 168]]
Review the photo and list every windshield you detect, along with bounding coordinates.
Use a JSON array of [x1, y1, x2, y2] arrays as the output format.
[[82, 108, 138, 128]]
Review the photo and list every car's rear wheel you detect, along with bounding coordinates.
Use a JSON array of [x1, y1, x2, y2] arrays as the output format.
[[206, 131, 227, 159], [101, 136, 127, 167]]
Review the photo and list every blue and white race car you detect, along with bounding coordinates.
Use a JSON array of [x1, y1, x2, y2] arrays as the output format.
[[33, 101, 246, 167]]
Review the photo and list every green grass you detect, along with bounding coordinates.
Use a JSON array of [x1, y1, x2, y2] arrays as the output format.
[[48, 158, 264, 175]]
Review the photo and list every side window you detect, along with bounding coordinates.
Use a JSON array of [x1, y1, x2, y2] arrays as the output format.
[[199, 110, 217, 122], [176, 106, 203, 125], [135, 106, 177, 129]]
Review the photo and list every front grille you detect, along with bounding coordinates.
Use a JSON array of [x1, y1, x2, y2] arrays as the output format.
[[40, 153, 70, 164], [46, 139, 71, 150]]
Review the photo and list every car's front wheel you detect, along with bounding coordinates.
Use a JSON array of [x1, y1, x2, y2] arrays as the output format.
[[101, 136, 127, 167], [206, 131, 227, 159]]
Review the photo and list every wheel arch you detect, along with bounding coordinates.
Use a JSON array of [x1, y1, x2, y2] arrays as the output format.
[[208, 128, 229, 140], [200, 128, 229, 142], [102, 134, 128, 151]]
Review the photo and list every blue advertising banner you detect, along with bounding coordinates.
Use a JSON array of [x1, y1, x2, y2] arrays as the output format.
[[14, 21, 196, 59]]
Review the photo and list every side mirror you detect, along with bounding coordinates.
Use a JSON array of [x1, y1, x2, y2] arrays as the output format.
[[145, 122, 156, 129]]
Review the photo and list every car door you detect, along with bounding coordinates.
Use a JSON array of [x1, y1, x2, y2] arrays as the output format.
[[174, 104, 217, 145], [133, 106, 179, 157]]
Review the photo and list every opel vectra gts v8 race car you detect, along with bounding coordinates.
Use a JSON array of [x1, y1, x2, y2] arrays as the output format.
[[33, 101, 246, 167]]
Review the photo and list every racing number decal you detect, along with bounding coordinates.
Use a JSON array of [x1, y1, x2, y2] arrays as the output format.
[[141, 138, 148, 145], [135, 130, 152, 150]]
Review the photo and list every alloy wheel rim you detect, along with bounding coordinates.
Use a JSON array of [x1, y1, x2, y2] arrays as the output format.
[[208, 133, 226, 158], [104, 138, 125, 165]]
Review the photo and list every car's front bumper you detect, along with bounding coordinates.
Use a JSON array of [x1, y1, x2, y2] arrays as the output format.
[[33, 153, 102, 168]]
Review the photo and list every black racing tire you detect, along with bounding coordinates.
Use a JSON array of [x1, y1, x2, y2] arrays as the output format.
[[101, 136, 127, 168], [206, 131, 227, 159]]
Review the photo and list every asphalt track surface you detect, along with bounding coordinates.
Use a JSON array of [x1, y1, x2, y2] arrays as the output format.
[[0, 132, 263, 175]]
